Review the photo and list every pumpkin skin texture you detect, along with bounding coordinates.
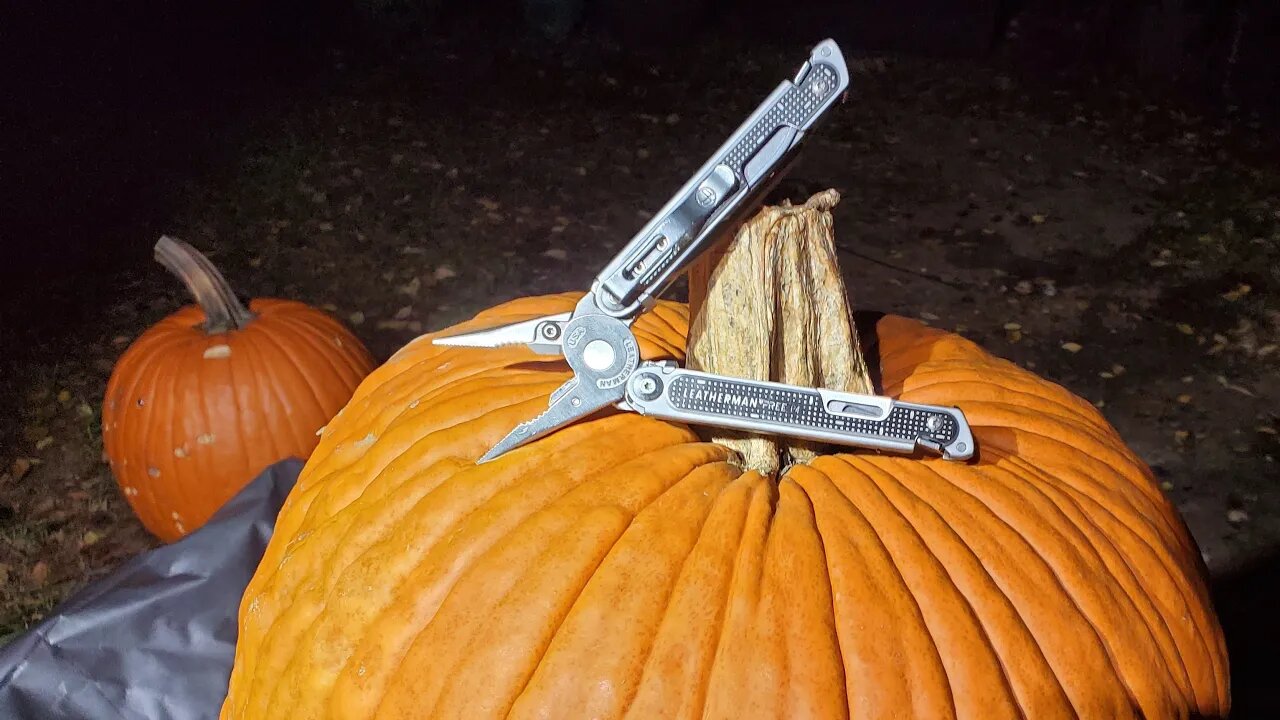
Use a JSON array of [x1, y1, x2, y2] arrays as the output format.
[[222, 291, 1228, 720], [103, 298, 375, 541]]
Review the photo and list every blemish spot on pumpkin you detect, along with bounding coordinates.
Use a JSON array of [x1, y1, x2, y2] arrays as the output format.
[[148, 467, 161, 478], [203, 344, 233, 359], [174, 446, 188, 458], [171, 511, 182, 520], [174, 521, 186, 534], [355, 433, 377, 449], [408, 399, 420, 409], [197, 433, 216, 445], [357, 663, 367, 677], [315, 425, 327, 437], [136, 398, 145, 408], [124, 486, 139, 496], [333, 336, 344, 348]]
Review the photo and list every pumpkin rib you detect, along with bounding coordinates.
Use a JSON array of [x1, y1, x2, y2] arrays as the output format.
[[509, 462, 740, 719], [240, 419, 643, 711], [144, 338, 187, 537], [110, 327, 193, 532], [305, 364, 561, 485], [888, 376, 1115, 440], [250, 422, 706, 717], [939, 452, 1186, 717], [245, 322, 333, 449], [980, 428, 1191, 562], [379, 443, 719, 718], [267, 314, 364, 424], [951, 407, 1176, 535], [984, 446, 1205, 711], [272, 304, 375, 385], [264, 432, 670, 717], [292, 373, 569, 527], [226, 326, 288, 464], [313, 352, 561, 463], [236, 330, 302, 473], [287, 311, 379, 400], [301, 376, 571, 526], [624, 471, 765, 720], [903, 457, 1146, 717], [803, 459, 1028, 719], [790, 462, 958, 719], [866, 455, 1129, 717], [840, 455, 1076, 718]]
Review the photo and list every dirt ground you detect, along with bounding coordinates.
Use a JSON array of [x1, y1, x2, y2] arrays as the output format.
[[2, 31, 1277, 706]]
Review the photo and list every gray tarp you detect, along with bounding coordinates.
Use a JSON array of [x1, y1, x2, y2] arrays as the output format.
[[0, 459, 302, 720]]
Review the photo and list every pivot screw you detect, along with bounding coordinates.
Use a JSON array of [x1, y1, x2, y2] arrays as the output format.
[[540, 323, 561, 341], [633, 373, 662, 401]]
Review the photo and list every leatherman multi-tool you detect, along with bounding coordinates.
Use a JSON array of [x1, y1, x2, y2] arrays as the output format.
[[436, 39, 975, 464]]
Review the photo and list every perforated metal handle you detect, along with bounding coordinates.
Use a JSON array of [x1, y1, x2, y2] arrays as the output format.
[[624, 363, 975, 460], [590, 39, 851, 319]]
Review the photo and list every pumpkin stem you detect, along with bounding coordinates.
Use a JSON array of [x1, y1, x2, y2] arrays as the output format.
[[685, 189, 873, 475], [154, 236, 255, 334]]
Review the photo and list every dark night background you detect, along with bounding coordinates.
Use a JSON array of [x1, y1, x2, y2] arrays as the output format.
[[2, 0, 1278, 715]]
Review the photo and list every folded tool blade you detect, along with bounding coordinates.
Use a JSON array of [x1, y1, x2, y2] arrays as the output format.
[[478, 375, 624, 463], [433, 312, 571, 355]]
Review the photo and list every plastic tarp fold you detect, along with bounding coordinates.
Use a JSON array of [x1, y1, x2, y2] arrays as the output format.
[[0, 459, 302, 720]]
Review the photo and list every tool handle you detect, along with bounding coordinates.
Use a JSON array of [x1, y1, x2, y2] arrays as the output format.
[[589, 39, 850, 319], [623, 363, 975, 461]]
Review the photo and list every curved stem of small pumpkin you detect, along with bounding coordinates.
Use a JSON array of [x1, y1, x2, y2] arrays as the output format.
[[154, 236, 255, 334]]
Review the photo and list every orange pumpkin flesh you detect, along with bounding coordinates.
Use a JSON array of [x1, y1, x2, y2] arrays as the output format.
[[221, 290, 1228, 719], [102, 238, 375, 541]]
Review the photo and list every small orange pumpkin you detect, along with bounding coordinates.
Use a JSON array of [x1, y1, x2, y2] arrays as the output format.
[[102, 237, 375, 541], [222, 200, 1227, 719]]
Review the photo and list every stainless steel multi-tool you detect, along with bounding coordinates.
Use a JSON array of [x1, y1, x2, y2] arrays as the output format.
[[436, 39, 975, 464]]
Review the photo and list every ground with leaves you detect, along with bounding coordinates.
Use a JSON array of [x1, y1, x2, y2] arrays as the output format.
[[2, 36, 1277, 648]]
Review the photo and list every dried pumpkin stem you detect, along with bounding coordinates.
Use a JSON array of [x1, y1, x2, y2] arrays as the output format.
[[685, 189, 872, 476], [154, 236, 255, 334]]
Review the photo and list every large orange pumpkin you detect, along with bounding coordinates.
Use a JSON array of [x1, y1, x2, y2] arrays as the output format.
[[102, 237, 375, 541], [222, 201, 1227, 719]]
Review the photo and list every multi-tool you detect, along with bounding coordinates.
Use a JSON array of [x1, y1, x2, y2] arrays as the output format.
[[436, 39, 975, 464]]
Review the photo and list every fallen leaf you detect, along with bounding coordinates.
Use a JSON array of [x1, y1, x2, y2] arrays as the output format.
[[1030, 213, 1047, 224], [1221, 283, 1252, 301], [1177, 394, 1192, 404], [1176, 323, 1195, 335], [57, 389, 71, 404], [434, 265, 457, 281], [1061, 341, 1083, 353], [11, 457, 33, 481], [543, 248, 568, 261], [394, 306, 413, 320], [1227, 509, 1249, 524], [919, 311, 939, 321], [82, 530, 101, 547], [31, 561, 49, 586], [36, 436, 54, 451], [399, 277, 421, 297], [348, 311, 365, 326]]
